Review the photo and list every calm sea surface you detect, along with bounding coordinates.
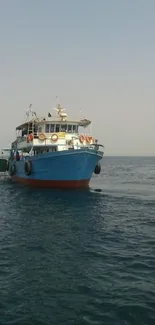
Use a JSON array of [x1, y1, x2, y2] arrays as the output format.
[[0, 157, 155, 325]]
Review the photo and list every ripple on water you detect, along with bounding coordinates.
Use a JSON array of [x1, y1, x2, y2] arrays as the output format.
[[0, 157, 155, 324]]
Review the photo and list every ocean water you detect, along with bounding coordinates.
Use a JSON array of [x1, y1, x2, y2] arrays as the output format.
[[0, 156, 155, 325]]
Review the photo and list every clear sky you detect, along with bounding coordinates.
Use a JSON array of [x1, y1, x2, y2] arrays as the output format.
[[0, 0, 155, 155]]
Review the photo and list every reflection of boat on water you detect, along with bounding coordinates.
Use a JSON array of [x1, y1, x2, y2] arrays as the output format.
[[6, 103, 104, 188]]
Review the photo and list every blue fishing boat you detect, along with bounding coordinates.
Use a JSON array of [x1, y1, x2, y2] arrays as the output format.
[[8, 104, 104, 188]]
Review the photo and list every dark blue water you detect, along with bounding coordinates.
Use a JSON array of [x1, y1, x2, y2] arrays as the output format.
[[0, 157, 155, 325]]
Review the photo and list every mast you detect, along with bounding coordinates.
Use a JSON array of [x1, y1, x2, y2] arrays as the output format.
[[53, 104, 67, 121]]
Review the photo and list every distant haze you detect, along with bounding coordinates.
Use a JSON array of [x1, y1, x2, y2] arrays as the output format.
[[0, 0, 155, 156]]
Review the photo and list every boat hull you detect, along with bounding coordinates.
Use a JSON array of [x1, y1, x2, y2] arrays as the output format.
[[11, 176, 90, 188], [10, 149, 103, 189]]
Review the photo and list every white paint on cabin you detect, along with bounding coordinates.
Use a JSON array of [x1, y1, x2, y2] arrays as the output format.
[[12, 104, 101, 155]]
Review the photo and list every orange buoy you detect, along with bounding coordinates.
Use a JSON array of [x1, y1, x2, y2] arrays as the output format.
[[51, 133, 58, 142], [38, 133, 46, 141], [85, 136, 91, 143], [29, 133, 34, 141], [79, 135, 85, 143]]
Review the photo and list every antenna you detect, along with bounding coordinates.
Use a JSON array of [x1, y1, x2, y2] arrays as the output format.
[[52, 104, 67, 121], [56, 95, 59, 106]]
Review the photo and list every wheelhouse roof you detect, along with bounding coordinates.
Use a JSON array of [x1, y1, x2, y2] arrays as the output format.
[[16, 118, 91, 130], [16, 119, 41, 130]]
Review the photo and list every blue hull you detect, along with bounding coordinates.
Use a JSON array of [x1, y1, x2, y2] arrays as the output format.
[[10, 149, 103, 188]]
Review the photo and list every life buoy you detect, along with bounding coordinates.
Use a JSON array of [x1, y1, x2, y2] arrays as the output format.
[[79, 135, 85, 143], [51, 133, 58, 142], [24, 160, 32, 176], [29, 133, 34, 141], [85, 136, 91, 143], [94, 163, 101, 175], [38, 133, 46, 141]]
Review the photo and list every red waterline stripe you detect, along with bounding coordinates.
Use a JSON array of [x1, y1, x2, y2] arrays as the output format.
[[11, 176, 90, 188]]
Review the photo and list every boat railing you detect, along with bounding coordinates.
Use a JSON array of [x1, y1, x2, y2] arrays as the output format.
[[16, 131, 102, 149]]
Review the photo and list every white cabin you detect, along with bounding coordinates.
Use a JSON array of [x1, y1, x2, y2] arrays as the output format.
[[12, 104, 100, 155]]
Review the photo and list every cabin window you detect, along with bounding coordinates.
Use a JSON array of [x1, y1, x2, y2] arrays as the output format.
[[38, 126, 42, 133], [50, 124, 55, 132], [68, 125, 72, 133], [61, 124, 67, 132], [34, 125, 38, 137], [22, 129, 27, 136], [73, 125, 78, 133], [56, 124, 60, 132], [45, 124, 50, 133]]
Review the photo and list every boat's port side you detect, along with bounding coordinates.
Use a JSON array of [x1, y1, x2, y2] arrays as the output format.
[[8, 103, 104, 188]]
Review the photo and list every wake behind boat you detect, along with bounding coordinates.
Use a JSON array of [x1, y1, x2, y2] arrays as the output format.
[[7, 104, 104, 188]]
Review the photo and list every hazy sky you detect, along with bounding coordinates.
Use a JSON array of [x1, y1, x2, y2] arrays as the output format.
[[0, 0, 155, 155]]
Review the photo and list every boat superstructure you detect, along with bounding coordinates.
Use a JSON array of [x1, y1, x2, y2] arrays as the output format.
[[8, 104, 104, 188]]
